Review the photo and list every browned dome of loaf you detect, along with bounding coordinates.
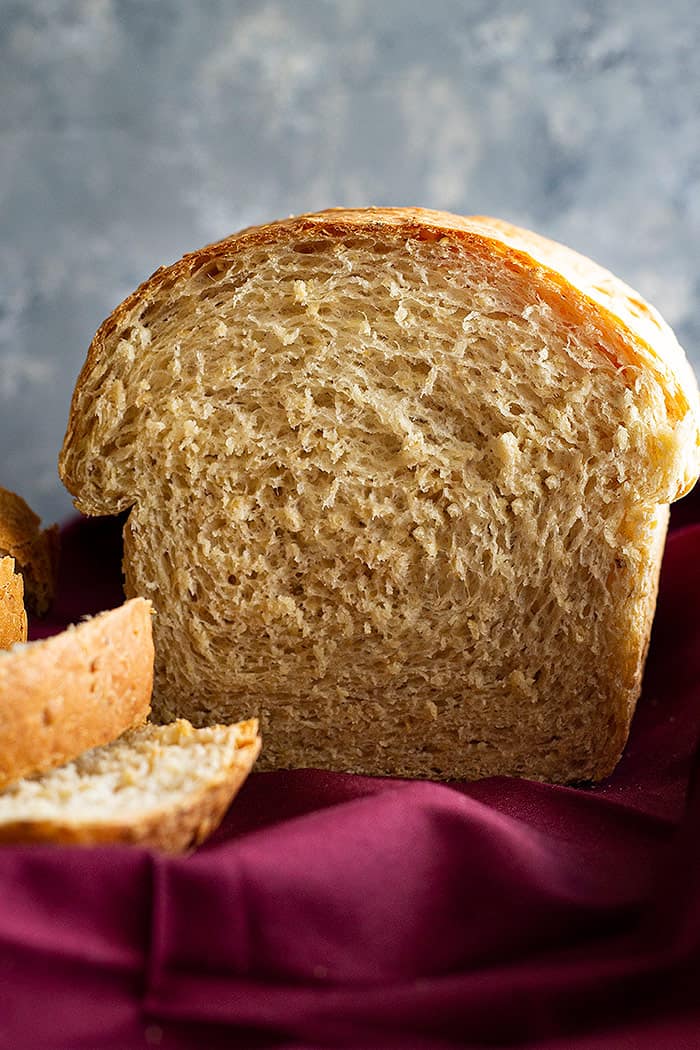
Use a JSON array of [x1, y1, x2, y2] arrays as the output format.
[[59, 208, 700, 782]]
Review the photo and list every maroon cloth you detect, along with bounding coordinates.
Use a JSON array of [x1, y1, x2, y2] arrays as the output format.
[[2, 493, 700, 1050]]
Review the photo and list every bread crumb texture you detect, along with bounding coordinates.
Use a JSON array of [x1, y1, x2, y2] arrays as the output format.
[[59, 209, 700, 782]]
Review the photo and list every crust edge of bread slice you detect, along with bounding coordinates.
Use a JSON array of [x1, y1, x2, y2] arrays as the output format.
[[0, 556, 28, 651], [0, 598, 154, 788]]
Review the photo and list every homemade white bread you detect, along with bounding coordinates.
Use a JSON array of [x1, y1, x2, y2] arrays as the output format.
[[0, 486, 59, 616], [0, 598, 153, 788], [0, 557, 27, 651], [59, 208, 700, 782], [0, 718, 260, 852]]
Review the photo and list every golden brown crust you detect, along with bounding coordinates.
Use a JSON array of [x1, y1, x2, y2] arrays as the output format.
[[0, 557, 28, 651], [60, 207, 700, 505], [0, 722, 261, 852], [0, 598, 153, 789], [0, 487, 60, 616]]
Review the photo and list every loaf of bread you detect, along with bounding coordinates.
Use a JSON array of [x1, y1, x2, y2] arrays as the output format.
[[59, 208, 700, 782], [0, 718, 260, 852], [0, 598, 153, 788], [0, 557, 27, 650], [0, 486, 59, 616]]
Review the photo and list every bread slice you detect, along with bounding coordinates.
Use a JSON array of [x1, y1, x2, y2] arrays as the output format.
[[0, 487, 59, 616], [0, 598, 153, 789], [0, 718, 260, 852], [59, 208, 700, 782], [0, 556, 27, 650]]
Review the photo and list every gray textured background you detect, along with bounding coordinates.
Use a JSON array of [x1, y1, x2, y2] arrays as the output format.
[[1, 0, 699, 524]]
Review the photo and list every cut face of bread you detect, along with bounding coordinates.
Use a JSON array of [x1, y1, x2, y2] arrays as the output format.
[[0, 718, 261, 852], [0, 487, 59, 616], [0, 556, 27, 651], [0, 598, 153, 788], [59, 209, 700, 782]]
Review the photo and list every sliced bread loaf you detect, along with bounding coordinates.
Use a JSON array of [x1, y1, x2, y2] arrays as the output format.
[[0, 718, 260, 851], [0, 598, 153, 788], [0, 486, 59, 616], [0, 557, 27, 651], [59, 208, 700, 782]]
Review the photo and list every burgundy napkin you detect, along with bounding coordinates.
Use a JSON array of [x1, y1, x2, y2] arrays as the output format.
[[2, 491, 700, 1050]]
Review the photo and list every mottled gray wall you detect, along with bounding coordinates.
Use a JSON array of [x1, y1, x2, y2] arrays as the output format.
[[1, 0, 699, 523]]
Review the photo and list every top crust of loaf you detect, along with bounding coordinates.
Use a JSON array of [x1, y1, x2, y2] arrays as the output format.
[[0, 487, 59, 616], [60, 208, 700, 507], [0, 557, 27, 651], [0, 598, 154, 788]]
